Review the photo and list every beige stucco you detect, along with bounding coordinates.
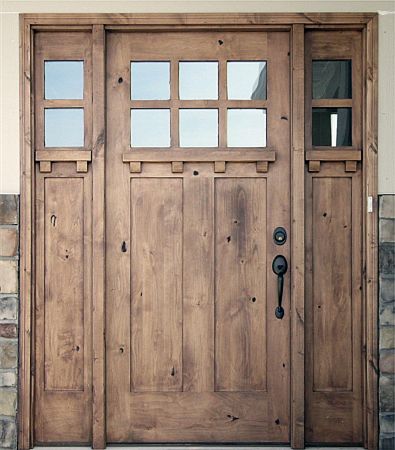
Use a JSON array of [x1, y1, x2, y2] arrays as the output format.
[[0, 1, 394, 194]]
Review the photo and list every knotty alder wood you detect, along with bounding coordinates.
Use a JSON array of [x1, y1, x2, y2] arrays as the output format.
[[106, 29, 291, 443], [305, 29, 364, 445], [34, 167, 93, 443]]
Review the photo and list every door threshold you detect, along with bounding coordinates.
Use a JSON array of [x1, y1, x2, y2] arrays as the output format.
[[33, 447, 365, 450]]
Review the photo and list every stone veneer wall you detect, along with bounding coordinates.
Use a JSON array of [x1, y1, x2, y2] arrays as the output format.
[[0, 192, 393, 449], [0, 195, 18, 450], [379, 195, 395, 449]]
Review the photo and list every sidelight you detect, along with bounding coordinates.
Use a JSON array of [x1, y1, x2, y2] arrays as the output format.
[[44, 108, 84, 147], [312, 60, 351, 99], [312, 107, 352, 147], [44, 61, 84, 99]]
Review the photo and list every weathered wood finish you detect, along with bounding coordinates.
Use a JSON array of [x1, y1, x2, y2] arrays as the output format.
[[18, 13, 379, 450], [305, 29, 365, 445], [34, 165, 93, 443], [106, 29, 290, 443]]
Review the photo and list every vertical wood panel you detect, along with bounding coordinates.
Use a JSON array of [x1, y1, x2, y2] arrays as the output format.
[[291, 23, 305, 449], [365, 16, 379, 450], [92, 24, 106, 449], [215, 178, 267, 392], [183, 177, 214, 392], [130, 178, 183, 392], [312, 178, 352, 391], [44, 178, 84, 390]]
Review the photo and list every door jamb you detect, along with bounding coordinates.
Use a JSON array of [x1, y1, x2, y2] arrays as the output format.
[[19, 13, 378, 450]]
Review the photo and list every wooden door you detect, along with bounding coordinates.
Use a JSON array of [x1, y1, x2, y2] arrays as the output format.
[[106, 30, 291, 443]]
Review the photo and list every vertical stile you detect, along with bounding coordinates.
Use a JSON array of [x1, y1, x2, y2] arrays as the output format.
[[92, 24, 106, 449]]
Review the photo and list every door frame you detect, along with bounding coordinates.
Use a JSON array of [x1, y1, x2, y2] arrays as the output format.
[[19, 13, 378, 450]]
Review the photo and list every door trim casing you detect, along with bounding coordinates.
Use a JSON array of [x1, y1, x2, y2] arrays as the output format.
[[19, 13, 378, 450]]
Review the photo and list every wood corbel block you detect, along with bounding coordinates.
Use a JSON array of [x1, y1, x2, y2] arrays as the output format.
[[308, 160, 321, 172], [345, 160, 357, 172], [256, 161, 268, 173], [214, 161, 226, 173], [76, 160, 88, 173], [171, 161, 184, 173], [39, 161, 52, 173], [129, 162, 142, 173]]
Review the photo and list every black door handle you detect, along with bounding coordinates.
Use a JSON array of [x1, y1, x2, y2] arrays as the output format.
[[272, 255, 288, 319]]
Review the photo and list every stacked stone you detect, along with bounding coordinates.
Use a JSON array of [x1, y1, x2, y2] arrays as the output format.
[[0, 195, 18, 449], [379, 195, 395, 450]]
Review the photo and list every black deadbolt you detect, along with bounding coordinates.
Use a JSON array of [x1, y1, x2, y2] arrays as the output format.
[[273, 227, 287, 245]]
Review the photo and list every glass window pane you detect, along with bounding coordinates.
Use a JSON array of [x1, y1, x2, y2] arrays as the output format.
[[227, 61, 267, 100], [312, 108, 352, 147], [131, 109, 170, 147], [45, 61, 84, 100], [313, 60, 352, 99], [131, 62, 170, 100], [179, 109, 218, 147], [179, 62, 218, 100], [45, 108, 84, 147], [227, 109, 267, 147]]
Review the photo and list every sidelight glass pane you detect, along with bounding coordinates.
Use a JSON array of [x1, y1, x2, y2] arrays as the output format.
[[131, 62, 170, 100], [131, 109, 170, 147], [179, 62, 218, 100], [227, 61, 267, 100], [313, 60, 352, 99], [44, 108, 84, 147], [312, 108, 352, 147], [179, 109, 218, 147], [227, 109, 267, 147], [45, 61, 84, 99]]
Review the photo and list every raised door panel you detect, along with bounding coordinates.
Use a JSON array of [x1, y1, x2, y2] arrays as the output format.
[[130, 178, 183, 392], [34, 165, 92, 444], [215, 178, 267, 392]]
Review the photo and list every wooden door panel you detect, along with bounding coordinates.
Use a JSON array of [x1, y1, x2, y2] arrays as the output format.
[[306, 165, 362, 443], [130, 178, 183, 392], [35, 165, 92, 444], [44, 178, 85, 391], [106, 30, 290, 443], [215, 178, 267, 392], [183, 177, 215, 393], [312, 177, 353, 391]]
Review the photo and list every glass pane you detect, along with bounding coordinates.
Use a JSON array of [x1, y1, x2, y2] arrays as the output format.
[[312, 108, 352, 147], [179, 109, 218, 147], [45, 108, 84, 147], [131, 62, 170, 100], [131, 109, 170, 147], [227, 61, 267, 100], [45, 61, 84, 100], [227, 109, 267, 147], [313, 60, 352, 99], [179, 62, 218, 100]]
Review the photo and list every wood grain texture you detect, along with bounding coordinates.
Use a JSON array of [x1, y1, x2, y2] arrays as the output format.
[[44, 178, 84, 391], [290, 23, 305, 449], [106, 29, 290, 443], [34, 168, 93, 444], [364, 16, 379, 450], [215, 178, 267, 392], [130, 178, 183, 392], [91, 24, 106, 449], [183, 177, 214, 392], [18, 17, 33, 450]]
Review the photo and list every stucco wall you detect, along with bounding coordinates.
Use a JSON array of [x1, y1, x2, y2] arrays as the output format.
[[0, 1, 394, 194]]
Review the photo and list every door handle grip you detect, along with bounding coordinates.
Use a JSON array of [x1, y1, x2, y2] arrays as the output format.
[[272, 255, 288, 319]]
